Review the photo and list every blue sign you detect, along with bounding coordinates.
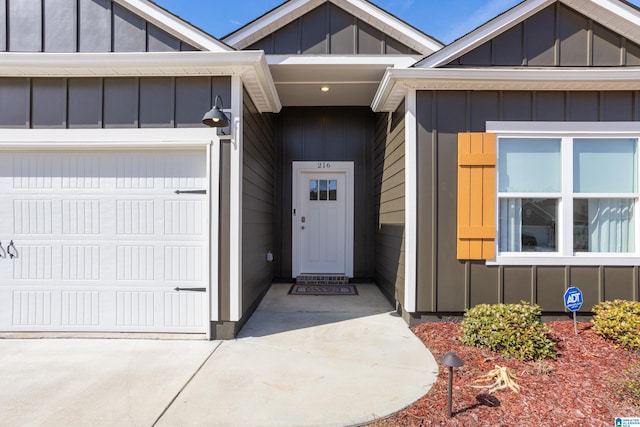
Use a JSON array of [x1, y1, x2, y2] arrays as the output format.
[[564, 287, 583, 312]]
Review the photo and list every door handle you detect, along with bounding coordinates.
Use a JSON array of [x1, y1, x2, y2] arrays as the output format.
[[7, 240, 16, 259]]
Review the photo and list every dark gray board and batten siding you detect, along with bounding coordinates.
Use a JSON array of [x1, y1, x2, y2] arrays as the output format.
[[448, 3, 640, 67], [416, 90, 640, 316], [246, 2, 420, 55], [0, 77, 231, 128], [241, 90, 276, 320], [373, 103, 406, 306], [273, 107, 376, 280], [1, 0, 195, 52]]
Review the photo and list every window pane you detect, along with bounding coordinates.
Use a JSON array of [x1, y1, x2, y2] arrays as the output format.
[[319, 180, 328, 201], [309, 180, 318, 200], [498, 138, 561, 192], [499, 198, 558, 252], [574, 139, 637, 193], [329, 180, 337, 201], [574, 198, 635, 253]]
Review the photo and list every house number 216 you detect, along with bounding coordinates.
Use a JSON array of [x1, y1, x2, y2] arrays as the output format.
[[317, 162, 331, 169]]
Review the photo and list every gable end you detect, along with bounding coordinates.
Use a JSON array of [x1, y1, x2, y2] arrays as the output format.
[[244, 2, 421, 55], [0, 0, 200, 53], [446, 3, 640, 67]]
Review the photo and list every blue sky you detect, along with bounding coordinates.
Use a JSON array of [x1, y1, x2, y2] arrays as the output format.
[[153, 0, 640, 44]]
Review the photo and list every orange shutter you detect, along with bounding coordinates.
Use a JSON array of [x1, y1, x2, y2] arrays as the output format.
[[457, 133, 496, 260]]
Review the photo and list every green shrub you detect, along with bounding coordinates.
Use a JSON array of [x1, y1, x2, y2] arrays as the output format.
[[461, 302, 557, 361], [591, 299, 640, 351]]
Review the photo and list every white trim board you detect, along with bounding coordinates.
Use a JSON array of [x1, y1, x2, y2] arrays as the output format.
[[404, 91, 418, 313], [229, 76, 243, 322]]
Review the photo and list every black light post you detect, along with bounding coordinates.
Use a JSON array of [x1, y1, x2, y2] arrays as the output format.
[[439, 352, 464, 418]]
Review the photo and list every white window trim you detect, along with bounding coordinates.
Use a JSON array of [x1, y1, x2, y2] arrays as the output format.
[[487, 121, 640, 266]]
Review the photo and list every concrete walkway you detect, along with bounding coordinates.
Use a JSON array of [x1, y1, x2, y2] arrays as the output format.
[[0, 283, 439, 427]]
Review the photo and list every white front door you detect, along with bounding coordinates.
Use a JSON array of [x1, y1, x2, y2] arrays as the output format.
[[0, 149, 210, 333], [292, 162, 354, 277]]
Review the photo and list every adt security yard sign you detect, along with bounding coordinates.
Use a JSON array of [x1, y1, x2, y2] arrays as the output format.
[[564, 286, 583, 335], [564, 287, 583, 312]]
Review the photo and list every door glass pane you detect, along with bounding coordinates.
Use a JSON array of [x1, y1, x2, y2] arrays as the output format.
[[329, 180, 337, 201], [574, 139, 637, 193], [498, 138, 561, 192], [574, 198, 635, 252], [499, 198, 558, 252], [319, 180, 328, 201], [309, 180, 318, 200]]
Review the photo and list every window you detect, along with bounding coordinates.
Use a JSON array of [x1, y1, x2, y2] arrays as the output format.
[[492, 123, 640, 265], [309, 179, 337, 201]]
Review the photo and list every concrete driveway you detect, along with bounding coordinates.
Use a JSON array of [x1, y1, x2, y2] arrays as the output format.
[[0, 284, 438, 426]]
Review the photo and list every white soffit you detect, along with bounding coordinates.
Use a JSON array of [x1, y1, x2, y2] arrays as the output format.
[[372, 67, 640, 112], [115, 0, 233, 52], [415, 0, 640, 69], [267, 55, 421, 106], [222, 0, 442, 55], [0, 51, 282, 113]]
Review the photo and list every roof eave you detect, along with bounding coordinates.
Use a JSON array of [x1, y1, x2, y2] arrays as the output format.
[[0, 51, 281, 113], [372, 67, 640, 112]]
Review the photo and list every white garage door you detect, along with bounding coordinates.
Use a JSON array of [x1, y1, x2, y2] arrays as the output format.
[[0, 149, 209, 334]]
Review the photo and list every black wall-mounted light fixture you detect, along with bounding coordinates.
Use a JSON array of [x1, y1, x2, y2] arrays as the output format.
[[202, 95, 231, 135]]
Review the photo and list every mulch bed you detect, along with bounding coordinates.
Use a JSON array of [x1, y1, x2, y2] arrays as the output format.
[[372, 321, 639, 426]]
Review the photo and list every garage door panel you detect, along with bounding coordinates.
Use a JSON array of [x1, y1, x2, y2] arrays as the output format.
[[116, 245, 155, 281], [12, 290, 53, 326], [0, 149, 209, 334], [13, 244, 54, 280]]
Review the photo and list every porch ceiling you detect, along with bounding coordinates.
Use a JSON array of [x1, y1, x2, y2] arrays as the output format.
[[267, 55, 421, 107]]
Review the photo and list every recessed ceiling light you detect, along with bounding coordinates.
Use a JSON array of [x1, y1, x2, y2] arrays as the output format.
[[321, 86, 330, 92]]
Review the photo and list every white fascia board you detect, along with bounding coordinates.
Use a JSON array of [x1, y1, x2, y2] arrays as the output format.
[[0, 128, 217, 149], [487, 121, 640, 134], [415, 0, 553, 68], [0, 51, 260, 76], [0, 51, 281, 113], [338, 0, 443, 54], [562, 0, 640, 45], [267, 54, 422, 67], [114, 0, 232, 52], [373, 67, 640, 112]]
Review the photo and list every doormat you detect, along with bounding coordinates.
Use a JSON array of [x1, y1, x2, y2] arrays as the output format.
[[288, 284, 358, 296]]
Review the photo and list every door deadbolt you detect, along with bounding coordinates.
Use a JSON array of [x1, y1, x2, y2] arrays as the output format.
[[301, 217, 306, 223]]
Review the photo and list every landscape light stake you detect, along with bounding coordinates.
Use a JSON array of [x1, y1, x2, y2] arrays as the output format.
[[439, 352, 464, 418]]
